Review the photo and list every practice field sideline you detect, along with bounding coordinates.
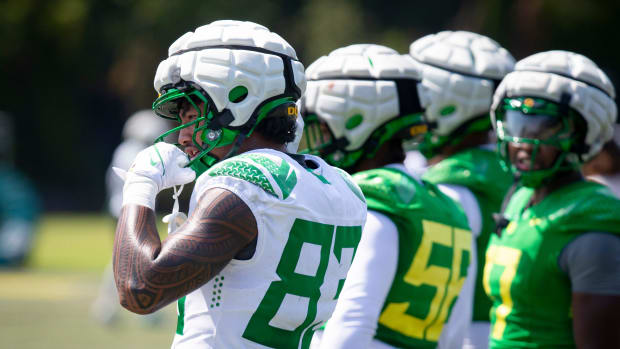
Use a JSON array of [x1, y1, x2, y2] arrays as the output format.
[[0, 214, 177, 349]]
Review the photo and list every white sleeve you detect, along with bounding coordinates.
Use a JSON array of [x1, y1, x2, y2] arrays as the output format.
[[436, 183, 482, 237], [320, 210, 399, 349]]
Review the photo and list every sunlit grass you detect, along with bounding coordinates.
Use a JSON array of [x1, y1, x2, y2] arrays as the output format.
[[28, 213, 168, 271], [29, 214, 115, 271], [0, 213, 176, 349]]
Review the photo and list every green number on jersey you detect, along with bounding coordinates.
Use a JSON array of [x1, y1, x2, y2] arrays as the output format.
[[378, 220, 472, 341], [242, 219, 361, 348]]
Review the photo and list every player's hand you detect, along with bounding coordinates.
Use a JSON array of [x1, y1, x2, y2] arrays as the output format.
[[128, 143, 196, 191], [122, 143, 196, 209]]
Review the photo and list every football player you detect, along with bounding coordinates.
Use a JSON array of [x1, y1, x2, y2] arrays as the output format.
[[113, 20, 367, 348], [301, 44, 472, 348], [485, 50, 620, 348], [407, 31, 515, 349]]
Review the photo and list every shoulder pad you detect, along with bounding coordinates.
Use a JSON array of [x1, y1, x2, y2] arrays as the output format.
[[508, 182, 620, 236], [333, 167, 365, 203], [552, 182, 620, 234], [423, 149, 511, 203], [353, 168, 417, 207], [206, 153, 297, 200]]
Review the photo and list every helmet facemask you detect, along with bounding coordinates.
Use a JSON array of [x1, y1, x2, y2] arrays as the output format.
[[152, 82, 243, 175], [300, 109, 427, 170], [411, 114, 492, 158], [494, 97, 585, 187], [298, 112, 358, 168], [153, 81, 298, 176]]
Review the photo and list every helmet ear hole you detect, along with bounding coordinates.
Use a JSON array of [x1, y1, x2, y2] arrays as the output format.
[[570, 114, 589, 156], [228, 86, 248, 103]]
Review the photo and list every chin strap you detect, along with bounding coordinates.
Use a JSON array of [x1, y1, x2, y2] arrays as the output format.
[[223, 133, 247, 160]]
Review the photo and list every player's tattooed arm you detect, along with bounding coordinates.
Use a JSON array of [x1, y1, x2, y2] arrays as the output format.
[[113, 187, 258, 314]]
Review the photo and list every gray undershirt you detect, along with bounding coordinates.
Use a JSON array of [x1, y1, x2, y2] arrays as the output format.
[[558, 232, 620, 295]]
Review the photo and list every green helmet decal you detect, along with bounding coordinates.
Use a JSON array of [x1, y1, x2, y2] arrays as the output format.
[[228, 86, 249, 103], [494, 97, 584, 187], [345, 114, 364, 130], [439, 105, 457, 116]]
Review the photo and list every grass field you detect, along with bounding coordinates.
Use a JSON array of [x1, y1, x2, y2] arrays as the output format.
[[0, 214, 178, 349]]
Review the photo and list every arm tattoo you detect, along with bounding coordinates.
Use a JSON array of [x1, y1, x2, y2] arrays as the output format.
[[113, 188, 258, 314]]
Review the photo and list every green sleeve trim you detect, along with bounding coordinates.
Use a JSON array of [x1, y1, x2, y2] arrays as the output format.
[[176, 296, 186, 335]]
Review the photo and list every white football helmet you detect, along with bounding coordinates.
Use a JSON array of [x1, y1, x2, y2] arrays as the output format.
[[490, 50, 617, 187], [302, 44, 424, 168], [152, 20, 306, 174], [409, 31, 515, 157], [492, 50, 617, 161]]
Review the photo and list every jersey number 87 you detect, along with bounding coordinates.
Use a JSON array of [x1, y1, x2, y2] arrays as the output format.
[[242, 218, 362, 348]]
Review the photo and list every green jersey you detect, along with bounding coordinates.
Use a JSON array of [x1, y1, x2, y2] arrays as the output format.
[[354, 167, 472, 348], [484, 181, 620, 349], [423, 148, 512, 321]]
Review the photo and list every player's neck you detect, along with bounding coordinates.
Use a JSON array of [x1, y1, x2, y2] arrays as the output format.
[[238, 133, 287, 154], [581, 142, 620, 177], [351, 140, 405, 174], [530, 170, 583, 206], [427, 130, 489, 166]]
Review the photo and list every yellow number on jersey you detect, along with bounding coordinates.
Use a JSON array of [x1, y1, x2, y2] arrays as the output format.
[[378, 220, 472, 341], [483, 245, 522, 339]]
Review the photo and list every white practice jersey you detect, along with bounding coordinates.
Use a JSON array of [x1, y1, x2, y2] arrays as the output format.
[[171, 148, 367, 349]]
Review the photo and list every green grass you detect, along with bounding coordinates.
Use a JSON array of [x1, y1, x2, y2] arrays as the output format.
[[29, 214, 116, 271], [0, 214, 178, 349]]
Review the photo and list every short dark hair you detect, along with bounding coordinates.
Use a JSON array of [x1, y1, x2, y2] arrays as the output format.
[[254, 102, 297, 145], [254, 115, 297, 145]]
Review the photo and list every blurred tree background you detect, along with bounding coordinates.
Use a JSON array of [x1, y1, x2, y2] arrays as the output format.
[[1, 0, 618, 211]]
